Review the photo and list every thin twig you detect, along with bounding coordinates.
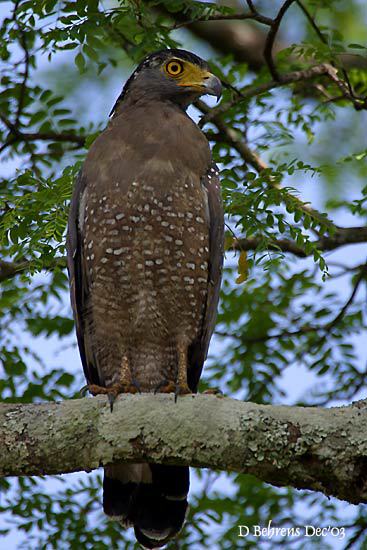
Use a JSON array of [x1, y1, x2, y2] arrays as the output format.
[[200, 63, 333, 126], [263, 0, 296, 80], [296, 0, 367, 110], [15, 29, 30, 129], [173, 11, 273, 29]]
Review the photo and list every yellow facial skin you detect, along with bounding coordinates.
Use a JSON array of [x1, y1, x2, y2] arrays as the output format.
[[162, 58, 215, 92]]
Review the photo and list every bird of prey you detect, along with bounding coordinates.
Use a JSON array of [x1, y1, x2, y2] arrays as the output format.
[[66, 48, 224, 548]]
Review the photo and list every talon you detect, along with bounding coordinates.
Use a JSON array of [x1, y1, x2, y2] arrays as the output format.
[[80, 384, 89, 397], [108, 392, 117, 412], [174, 383, 191, 402]]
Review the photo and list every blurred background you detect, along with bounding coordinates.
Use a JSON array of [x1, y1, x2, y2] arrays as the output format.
[[1, 0, 367, 548]]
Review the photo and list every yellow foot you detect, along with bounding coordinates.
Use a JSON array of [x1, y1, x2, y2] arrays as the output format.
[[84, 381, 140, 411], [174, 382, 192, 402]]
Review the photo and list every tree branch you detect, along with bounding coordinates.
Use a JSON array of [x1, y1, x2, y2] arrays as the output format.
[[2, 394, 367, 505], [233, 226, 367, 256], [1, 226, 366, 282], [200, 63, 335, 126], [198, 100, 336, 230], [263, 0, 296, 80], [0, 120, 86, 154], [166, 7, 367, 76], [0, 256, 66, 283], [173, 10, 273, 29]]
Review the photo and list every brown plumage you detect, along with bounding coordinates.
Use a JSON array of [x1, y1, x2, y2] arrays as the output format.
[[66, 49, 224, 548]]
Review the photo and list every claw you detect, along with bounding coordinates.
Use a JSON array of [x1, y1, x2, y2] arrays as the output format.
[[108, 392, 117, 412], [80, 384, 90, 397], [174, 382, 191, 403]]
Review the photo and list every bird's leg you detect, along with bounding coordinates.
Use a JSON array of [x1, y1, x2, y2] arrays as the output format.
[[113, 356, 141, 393], [83, 357, 140, 411], [175, 341, 191, 400]]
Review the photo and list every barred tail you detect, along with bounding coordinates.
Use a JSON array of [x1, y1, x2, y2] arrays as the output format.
[[103, 463, 189, 548]]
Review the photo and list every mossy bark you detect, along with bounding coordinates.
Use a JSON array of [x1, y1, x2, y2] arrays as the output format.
[[1, 394, 367, 504]]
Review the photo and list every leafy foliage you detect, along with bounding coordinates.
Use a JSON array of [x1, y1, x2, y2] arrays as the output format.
[[1, 0, 367, 548]]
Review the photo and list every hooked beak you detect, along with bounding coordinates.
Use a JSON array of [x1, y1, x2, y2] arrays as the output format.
[[203, 73, 222, 100]]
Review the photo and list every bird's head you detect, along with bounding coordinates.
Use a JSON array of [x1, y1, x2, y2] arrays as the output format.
[[111, 49, 222, 114]]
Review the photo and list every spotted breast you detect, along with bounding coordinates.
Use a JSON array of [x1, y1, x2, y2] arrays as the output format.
[[79, 99, 212, 393]]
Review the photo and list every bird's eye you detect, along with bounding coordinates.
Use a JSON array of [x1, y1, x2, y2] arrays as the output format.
[[165, 60, 184, 77]]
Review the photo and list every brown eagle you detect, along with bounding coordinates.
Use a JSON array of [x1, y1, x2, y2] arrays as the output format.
[[66, 49, 224, 548]]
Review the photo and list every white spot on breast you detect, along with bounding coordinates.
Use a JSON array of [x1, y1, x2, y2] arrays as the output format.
[[175, 240, 183, 246], [114, 248, 125, 255], [161, 221, 169, 227], [106, 219, 116, 225], [116, 213, 125, 220], [155, 259, 163, 265], [106, 248, 113, 254], [186, 263, 195, 270], [101, 258, 108, 264], [145, 260, 154, 266]]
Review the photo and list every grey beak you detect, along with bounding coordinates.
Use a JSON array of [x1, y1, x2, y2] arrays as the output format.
[[203, 74, 222, 100]]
